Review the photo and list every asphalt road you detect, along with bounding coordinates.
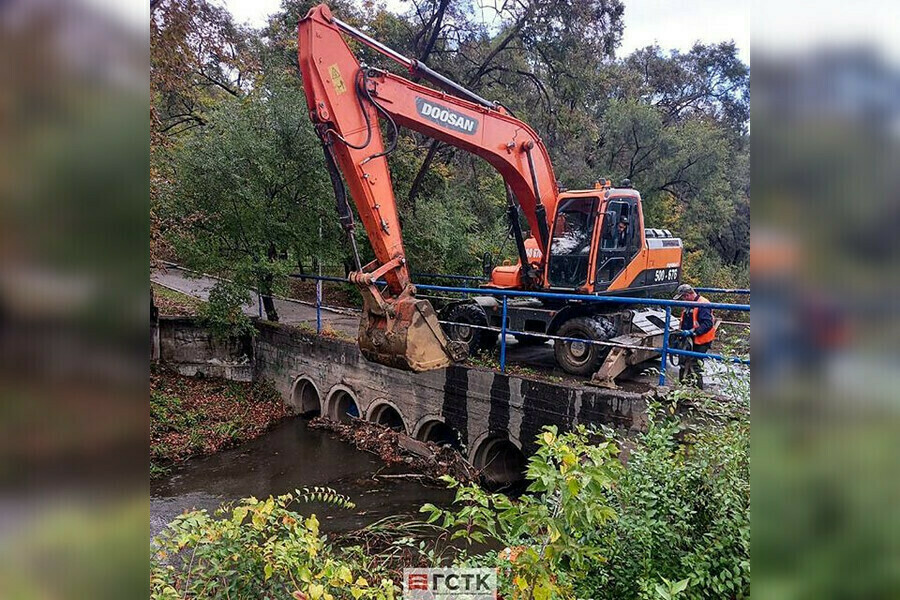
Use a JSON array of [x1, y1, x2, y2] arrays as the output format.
[[152, 266, 362, 335]]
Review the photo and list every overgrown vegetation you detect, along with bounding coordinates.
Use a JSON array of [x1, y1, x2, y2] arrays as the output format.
[[152, 492, 397, 600], [197, 279, 256, 340], [150, 369, 288, 477], [152, 282, 203, 316], [152, 392, 749, 599]]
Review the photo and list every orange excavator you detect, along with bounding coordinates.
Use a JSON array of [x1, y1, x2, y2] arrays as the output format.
[[298, 4, 683, 379]]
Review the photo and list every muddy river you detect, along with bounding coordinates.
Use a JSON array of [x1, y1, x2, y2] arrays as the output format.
[[151, 418, 454, 537]]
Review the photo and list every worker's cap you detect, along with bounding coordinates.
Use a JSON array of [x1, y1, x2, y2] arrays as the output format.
[[618, 216, 629, 224], [673, 283, 694, 299]]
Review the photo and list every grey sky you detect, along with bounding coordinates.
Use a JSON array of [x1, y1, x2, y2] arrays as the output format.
[[128, 0, 900, 63], [220, 0, 749, 62]]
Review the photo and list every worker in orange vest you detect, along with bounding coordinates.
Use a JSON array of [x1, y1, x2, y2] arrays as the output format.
[[673, 284, 717, 388]]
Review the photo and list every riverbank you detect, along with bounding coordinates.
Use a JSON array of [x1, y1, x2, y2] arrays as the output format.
[[150, 367, 288, 478]]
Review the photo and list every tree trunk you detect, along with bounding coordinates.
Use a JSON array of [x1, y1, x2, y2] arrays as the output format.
[[263, 242, 280, 322], [261, 274, 279, 322], [262, 291, 278, 322]]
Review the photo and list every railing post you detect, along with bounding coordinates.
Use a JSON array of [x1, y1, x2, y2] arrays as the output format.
[[659, 305, 671, 386], [316, 278, 322, 334], [500, 295, 508, 373]]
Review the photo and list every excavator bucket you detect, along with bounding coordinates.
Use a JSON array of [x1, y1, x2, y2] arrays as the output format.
[[357, 290, 467, 372]]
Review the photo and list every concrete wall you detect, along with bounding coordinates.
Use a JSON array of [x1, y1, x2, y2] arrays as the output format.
[[253, 322, 648, 474], [155, 317, 650, 479], [156, 317, 253, 382]]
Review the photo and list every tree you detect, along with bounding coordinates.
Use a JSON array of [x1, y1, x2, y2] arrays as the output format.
[[154, 0, 749, 294], [401, 0, 627, 207], [161, 75, 334, 321], [151, 0, 255, 139]]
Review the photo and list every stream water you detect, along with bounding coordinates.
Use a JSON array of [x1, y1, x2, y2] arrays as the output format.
[[151, 418, 455, 538]]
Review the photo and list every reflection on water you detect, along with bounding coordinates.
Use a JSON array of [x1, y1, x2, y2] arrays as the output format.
[[151, 418, 454, 537]]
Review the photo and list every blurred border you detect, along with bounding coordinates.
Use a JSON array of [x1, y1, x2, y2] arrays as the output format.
[[753, 2, 900, 595], [0, 1, 149, 598]]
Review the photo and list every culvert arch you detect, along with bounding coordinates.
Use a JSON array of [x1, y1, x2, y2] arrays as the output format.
[[367, 401, 407, 433], [325, 385, 361, 423], [289, 376, 322, 417], [414, 418, 464, 451], [471, 434, 526, 486]]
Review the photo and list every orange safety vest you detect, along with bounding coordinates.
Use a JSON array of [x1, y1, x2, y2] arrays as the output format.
[[683, 295, 717, 345]]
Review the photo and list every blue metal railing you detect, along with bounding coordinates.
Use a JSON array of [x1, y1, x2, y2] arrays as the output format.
[[300, 274, 749, 386], [159, 261, 748, 385], [294, 270, 749, 296]]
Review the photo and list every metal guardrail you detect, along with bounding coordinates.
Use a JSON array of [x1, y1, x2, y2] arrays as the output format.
[[412, 272, 751, 296], [297, 274, 749, 385], [157, 262, 749, 386]]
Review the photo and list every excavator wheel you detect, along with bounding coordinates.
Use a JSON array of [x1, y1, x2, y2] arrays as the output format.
[[443, 302, 498, 356], [554, 316, 618, 376]]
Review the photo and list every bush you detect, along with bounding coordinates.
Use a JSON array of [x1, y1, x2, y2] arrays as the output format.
[[425, 397, 749, 600], [151, 492, 396, 600], [422, 426, 622, 599], [199, 280, 255, 340], [579, 402, 749, 599]]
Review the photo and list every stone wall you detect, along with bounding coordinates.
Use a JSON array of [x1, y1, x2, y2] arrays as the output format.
[[156, 316, 253, 382], [155, 317, 651, 482]]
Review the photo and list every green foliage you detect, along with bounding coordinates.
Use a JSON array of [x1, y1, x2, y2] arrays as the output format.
[[151, 389, 204, 435], [297, 486, 357, 510], [198, 280, 255, 340], [160, 67, 338, 319], [154, 0, 747, 287], [653, 577, 691, 600], [420, 396, 749, 600], [151, 494, 396, 600], [422, 425, 622, 599], [579, 403, 749, 600]]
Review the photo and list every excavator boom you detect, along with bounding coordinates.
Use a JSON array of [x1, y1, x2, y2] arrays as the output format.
[[297, 4, 558, 371]]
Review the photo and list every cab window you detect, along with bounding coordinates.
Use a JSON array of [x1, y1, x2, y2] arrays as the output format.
[[596, 197, 639, 289], [548, 197, 598, 288]]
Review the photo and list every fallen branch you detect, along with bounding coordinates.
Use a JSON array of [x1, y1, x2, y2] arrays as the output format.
[[308, 417, 478, 484]]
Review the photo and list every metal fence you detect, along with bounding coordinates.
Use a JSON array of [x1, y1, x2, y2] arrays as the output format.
[[155, 261, 749, 386], [297, 272, 750, 386]]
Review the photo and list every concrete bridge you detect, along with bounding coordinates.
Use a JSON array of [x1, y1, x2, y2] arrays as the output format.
[[156, 317, 649, 483]]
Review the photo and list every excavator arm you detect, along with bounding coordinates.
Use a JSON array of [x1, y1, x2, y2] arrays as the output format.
[[297, 3, 560, 371]]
